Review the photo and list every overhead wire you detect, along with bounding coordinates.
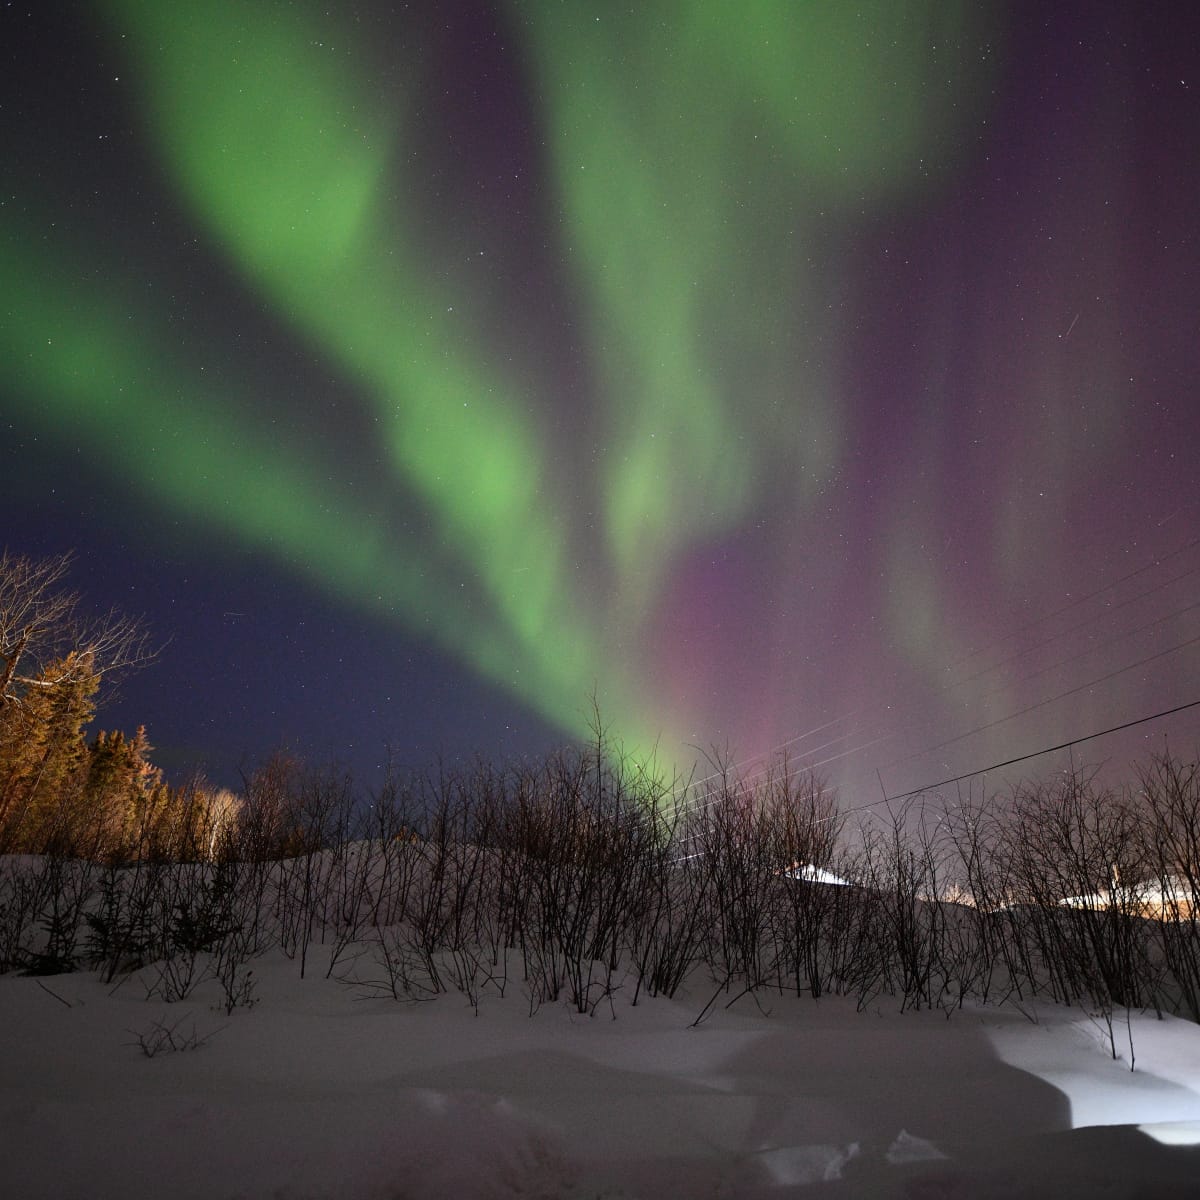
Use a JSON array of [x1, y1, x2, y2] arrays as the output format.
[[886, 628, 1200, 766], [832, 696, 1200, 822], [672, 528, 1200, 813], [943, 560, 1200, 694], [829, 537, 1200, 786], [940, 531, 1200, 672], [971, 594, 1200, 709]]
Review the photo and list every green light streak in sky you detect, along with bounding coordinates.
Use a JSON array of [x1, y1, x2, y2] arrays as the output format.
[[4, 0, 997, 764], [0, 215, 642, 743], [102, 0, 585, 672], [522, 0, 991, 593]]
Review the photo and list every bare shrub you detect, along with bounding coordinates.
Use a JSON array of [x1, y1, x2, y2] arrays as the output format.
[[760, 763, 844, 1000], [1135, 754, 1200, 1020], [84, 858, 167, 983], [18, 853, 97, 975], [127, 1013, 223, 1057], [684, 759, 783, 1001], [630, 798, 708, 1003], [7, 733, 1200, 1061], [1003, 768, 1160, 1018]]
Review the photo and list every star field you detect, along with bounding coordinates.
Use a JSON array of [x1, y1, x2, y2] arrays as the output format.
[[2, 1, 1197, 799]]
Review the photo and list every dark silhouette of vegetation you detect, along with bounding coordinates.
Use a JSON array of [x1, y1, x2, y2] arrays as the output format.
[[4, 553, 1200, 1065]]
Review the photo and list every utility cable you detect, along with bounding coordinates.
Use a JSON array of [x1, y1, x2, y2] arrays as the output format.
[[888, 628, 1200, 766], [835, 696, 1200, 820], [671, 529, 1200, 803]]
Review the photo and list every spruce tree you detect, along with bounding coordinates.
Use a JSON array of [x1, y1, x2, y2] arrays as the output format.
[[86, 726, 167, 858], [0, 651, 99, 851]]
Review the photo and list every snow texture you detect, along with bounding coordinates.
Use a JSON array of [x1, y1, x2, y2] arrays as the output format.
[[4, 951, 1200, 1198]]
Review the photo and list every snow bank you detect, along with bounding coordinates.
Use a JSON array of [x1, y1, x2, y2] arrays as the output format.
[[4, 953, 1200, 1198]]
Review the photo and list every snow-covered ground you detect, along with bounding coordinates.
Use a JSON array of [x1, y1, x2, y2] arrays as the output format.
[[4, 952, 1200, 1199]]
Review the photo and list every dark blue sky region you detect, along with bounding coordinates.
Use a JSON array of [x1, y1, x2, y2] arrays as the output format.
[[2, 1, 1197, 801]]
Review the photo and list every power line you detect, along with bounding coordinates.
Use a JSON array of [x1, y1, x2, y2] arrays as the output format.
[[872, 561, 1200, 776], [888, 627, 1200, 767], [670, 528, 1200, 806], [686, 532, 1200, 801], [974, 595, 1200, 706], [945, 561, 1200, 693], [672, 711, 859, 798], [678, 732, 893, 827], [839, 696, 1200, 819], [871, 599, 1200, 777], [943, 532, 1200, 672]]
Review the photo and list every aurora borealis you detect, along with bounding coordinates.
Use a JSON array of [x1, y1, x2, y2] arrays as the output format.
[[2, 2, 1198, 798]]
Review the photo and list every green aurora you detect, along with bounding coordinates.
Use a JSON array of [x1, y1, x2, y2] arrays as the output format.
[[5, 0, 997, 759], [14, 0, 1181, 787]]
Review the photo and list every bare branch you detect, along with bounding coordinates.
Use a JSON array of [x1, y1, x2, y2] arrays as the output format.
[[0, 549, 158, 707]]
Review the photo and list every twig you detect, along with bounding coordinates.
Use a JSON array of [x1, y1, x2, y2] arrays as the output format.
[[34, 978, 73, 1008]]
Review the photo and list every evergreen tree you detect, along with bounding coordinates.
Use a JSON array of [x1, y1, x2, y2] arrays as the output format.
[[0, 651, 99, 851], [85, 725, 167, 857], [0, 550, 156, 854]]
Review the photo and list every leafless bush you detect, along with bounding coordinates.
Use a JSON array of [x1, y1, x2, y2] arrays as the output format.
[[760, 764, 845, 1000], [629, 799, 708, 1003], [7, 737, 1200, 1055], [511, 743, 664, 1015], [84, 858, 168, 983], [271, 765, 357, 977], [19, 853, 97, 975], [144, 859, 259, 1003], [1136, 754, 1200, 1020], [321, 838, 378, 980], [849, 804, 955, 1012], [127, 1013, 223, 1057], [351, 926, 440, 1002], [684, 759, 784, 1000], [0, 854, 55, 971], [943, 798, 1032, 1006], [1001, 768, 1162, 1022]]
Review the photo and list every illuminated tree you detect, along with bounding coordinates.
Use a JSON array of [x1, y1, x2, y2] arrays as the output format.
[[0, 551, 155, 851], [86, 726, 168, 855], [0, 652, 99, 850]]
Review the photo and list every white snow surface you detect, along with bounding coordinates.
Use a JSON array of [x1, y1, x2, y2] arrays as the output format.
[[4, 956, 1200, 1199]]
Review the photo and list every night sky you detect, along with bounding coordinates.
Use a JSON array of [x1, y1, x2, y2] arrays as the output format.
[[2, 1, 1197, 804]]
